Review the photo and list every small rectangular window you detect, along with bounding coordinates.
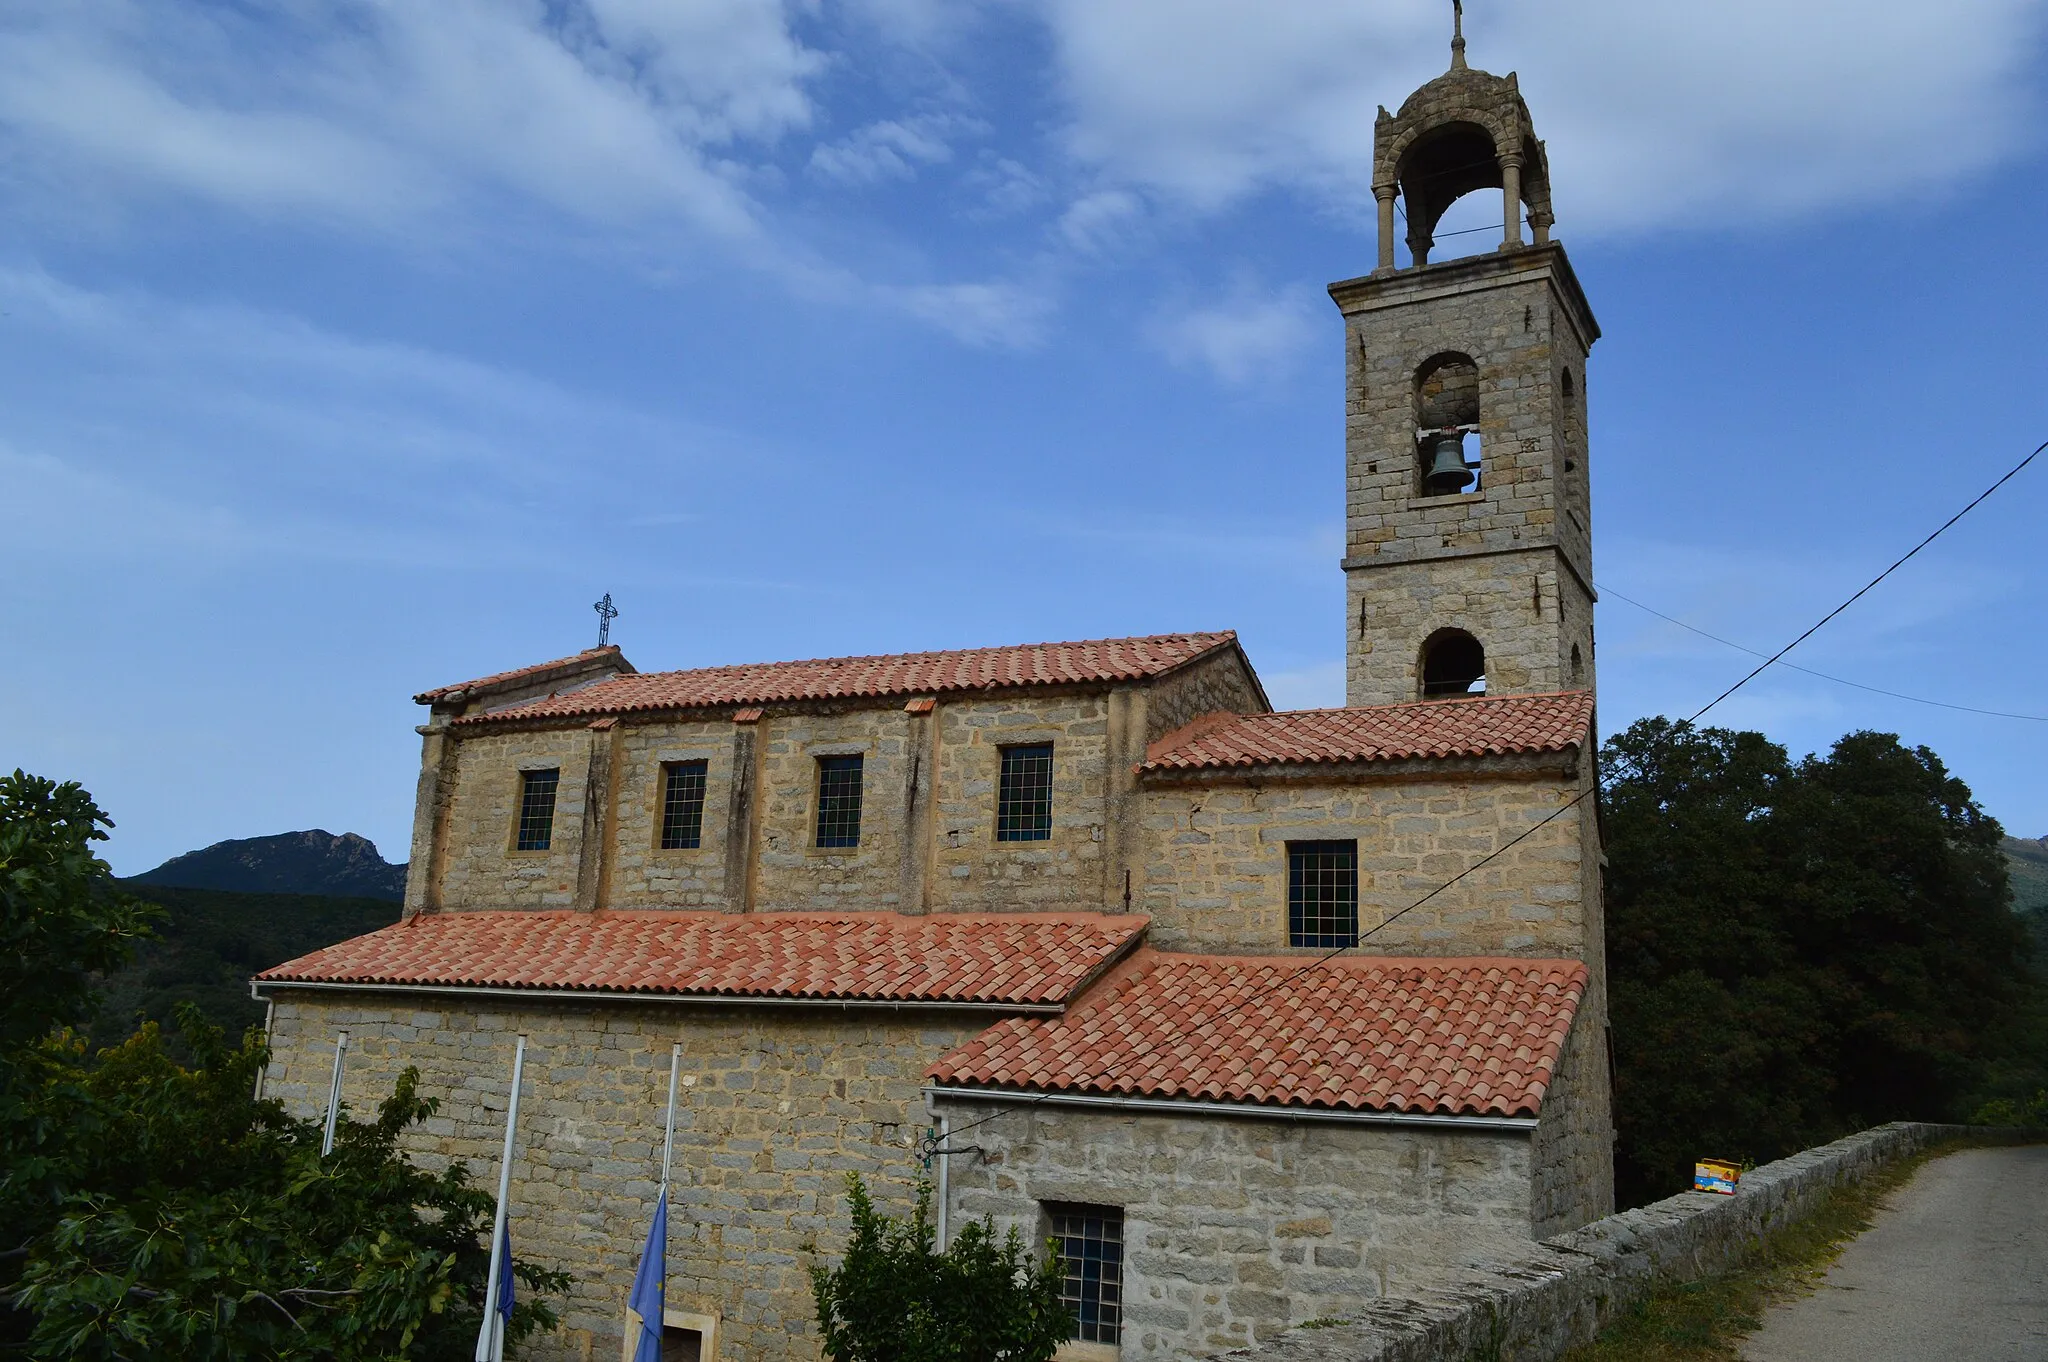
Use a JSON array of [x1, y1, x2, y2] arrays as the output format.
[[659, 760, 709, 850], [996, 743, 1054, 842], [515, 769, 559, 852], [1289, 839, 1358, 948], [1049, 1204, 1123, 1345], [815, 754, 864, 849]]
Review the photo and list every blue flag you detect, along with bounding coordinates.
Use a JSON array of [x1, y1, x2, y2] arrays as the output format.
[[496, 1222, 516, 1327], [627, 1188, 667, 1362]]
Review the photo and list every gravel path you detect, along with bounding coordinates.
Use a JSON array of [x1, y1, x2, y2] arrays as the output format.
[[1741, 1144, 2048, 1362]]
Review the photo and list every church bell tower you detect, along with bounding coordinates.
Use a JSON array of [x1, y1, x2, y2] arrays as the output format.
[[1330, 14, 1598, 706]]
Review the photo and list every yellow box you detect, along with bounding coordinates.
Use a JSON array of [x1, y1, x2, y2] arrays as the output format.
[[1693, 1158, 1740, 1195]]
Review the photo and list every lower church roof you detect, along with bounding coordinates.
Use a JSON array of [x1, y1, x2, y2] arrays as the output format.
[[1139, 690, 1595, 773], [928, 950, 1586, 1119], [255, 910, 1146, 1009]]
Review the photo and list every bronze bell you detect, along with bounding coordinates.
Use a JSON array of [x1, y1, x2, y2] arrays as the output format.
[[1423, 431, 1473, 494]]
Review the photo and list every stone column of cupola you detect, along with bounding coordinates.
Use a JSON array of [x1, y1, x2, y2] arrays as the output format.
[[1499, 152, 1524, 249], [1375, 185, 1399, 272]]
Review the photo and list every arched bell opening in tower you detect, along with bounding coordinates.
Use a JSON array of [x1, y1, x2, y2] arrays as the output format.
[[1420, 628, 1487, 698], [1414, 352, 1482, 495]]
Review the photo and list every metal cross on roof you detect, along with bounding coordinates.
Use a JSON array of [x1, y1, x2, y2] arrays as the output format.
[[593, 592, 618, 648]]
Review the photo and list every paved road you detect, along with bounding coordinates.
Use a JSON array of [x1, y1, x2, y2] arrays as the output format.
[[1742, 1144, 2048, 1362]]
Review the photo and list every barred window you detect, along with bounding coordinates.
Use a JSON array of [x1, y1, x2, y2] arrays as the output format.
[[1288, 840, 1358, 948], [1049, 1205, 1123, 1345], [815, 755, 864, 849], [659, 760, 709, 850], [515, 769, 559, 852], [996, 743, 1054, 842]]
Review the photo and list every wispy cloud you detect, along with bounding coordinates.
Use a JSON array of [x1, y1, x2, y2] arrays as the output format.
[[1145, 281, 1319, 387]]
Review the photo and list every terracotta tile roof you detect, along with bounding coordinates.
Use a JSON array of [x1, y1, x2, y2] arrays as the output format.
[[928, 950, 1586, 1118], [256, 910, 1146, 1007], [415, 646, 630, 705], [1139, 691, 1594, 773], [453, 633, 1238, 726]]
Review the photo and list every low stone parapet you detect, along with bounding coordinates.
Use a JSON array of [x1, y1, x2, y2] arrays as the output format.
[[1229, 1122, 1981, 1362]]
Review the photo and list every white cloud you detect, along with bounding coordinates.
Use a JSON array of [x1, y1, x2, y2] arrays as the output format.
[[1056, 189, 1145, 252], [1036, 0, 2048, 233], [1146, 282, 1318, 386], [0, 0, 821, 238], [809, 114, 977, 186], [891, 279, 1054, 347]]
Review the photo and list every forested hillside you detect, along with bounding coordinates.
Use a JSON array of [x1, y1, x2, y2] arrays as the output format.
[[2008, 835, 2048, 914], [1603, 721, 2044, 1206], [92, 884, 397, 1050]]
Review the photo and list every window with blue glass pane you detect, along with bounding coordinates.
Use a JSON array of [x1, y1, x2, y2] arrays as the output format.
[[1288, 839, 1358, 947], [1049, 1204, 1123, 1345], [996, 743, 1054, 842], [814, 754, 864, 849], [514, 768, 559, 852]]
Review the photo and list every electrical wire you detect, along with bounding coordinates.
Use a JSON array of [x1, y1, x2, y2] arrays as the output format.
[[924, 436, 2046, 1155], [1599, 584, 2048, 723]]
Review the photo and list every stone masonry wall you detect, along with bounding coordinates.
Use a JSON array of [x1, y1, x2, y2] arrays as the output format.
[[263, 992, 977, 1362], [436, 728, 597, 911], [1336, 250, 1594, 708], [752, 707, 921, 911], [1225, 1122, 1977, 1362], [605, 718, 740, 910], [1526, 1005, 1612, 1238], [1344, 553, 1591, 704], [925, 694, 1112, 911], [1136, 765, 1591, 959], [1144, 648, 1271, 744], [935, 1099, 1536, 1360]]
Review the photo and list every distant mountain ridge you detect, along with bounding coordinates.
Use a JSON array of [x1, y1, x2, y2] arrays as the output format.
[[131, 830, 407, 902], [2005, 835, 2048, 915]]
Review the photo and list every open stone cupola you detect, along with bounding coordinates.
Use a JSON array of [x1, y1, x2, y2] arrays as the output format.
[[1329, 10, 1599, 707], [1372, 11, 1554, 270]]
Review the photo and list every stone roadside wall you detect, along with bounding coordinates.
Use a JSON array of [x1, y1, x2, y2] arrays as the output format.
[[1223, 1122, 1977, 1362]]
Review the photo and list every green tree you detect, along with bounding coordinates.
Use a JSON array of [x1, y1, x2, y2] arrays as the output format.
[[810, 1174, 1072, 1362], [1, 772, 569, 1357], [1602, 722, 2034, 1205]]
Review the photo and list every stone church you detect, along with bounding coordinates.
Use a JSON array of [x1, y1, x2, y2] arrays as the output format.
[[258, 33, 1611, 1362]]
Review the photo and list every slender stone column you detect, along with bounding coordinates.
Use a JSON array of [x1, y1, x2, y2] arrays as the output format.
[[1500, 154, 1524, 249], [1375, 185, 1399, 271]]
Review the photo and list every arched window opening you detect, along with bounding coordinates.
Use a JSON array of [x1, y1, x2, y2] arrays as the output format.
[[1420, 629, 1486, 698], [1570, 642, 1584, 686], [1415, 353, 1481, 495]]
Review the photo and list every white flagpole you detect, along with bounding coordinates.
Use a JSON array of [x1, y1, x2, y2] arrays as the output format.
[[477, 1034, 528, 1362], [320, 1031, 349, 1156], [660, 1043, 681, 1192]]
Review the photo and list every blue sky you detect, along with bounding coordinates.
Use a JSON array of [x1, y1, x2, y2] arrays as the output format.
[[2, 0, 2045, 874]]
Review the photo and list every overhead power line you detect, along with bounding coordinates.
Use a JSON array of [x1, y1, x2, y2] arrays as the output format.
[[1599, 584, 2048, 723], [927, 435, 2046, 1154]]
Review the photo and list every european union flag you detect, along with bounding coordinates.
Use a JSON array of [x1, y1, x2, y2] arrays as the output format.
[[626, 1188, 667, 1362]]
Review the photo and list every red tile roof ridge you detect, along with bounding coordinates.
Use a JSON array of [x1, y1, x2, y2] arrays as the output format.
[[256, 908, 1151, 1007], [452, 632, 1243, 726], [415, 646, 630, 704], [1138, 690, 1595, 773]]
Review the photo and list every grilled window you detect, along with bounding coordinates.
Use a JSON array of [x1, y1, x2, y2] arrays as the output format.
[[1288, 840, 1359, 948], [995, 743, 1054, 842], [815, 755, 864, 849], [515, 769, 559, 852], [659, 760, 709, 850], [1049, 1205, 1123, 1345]]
